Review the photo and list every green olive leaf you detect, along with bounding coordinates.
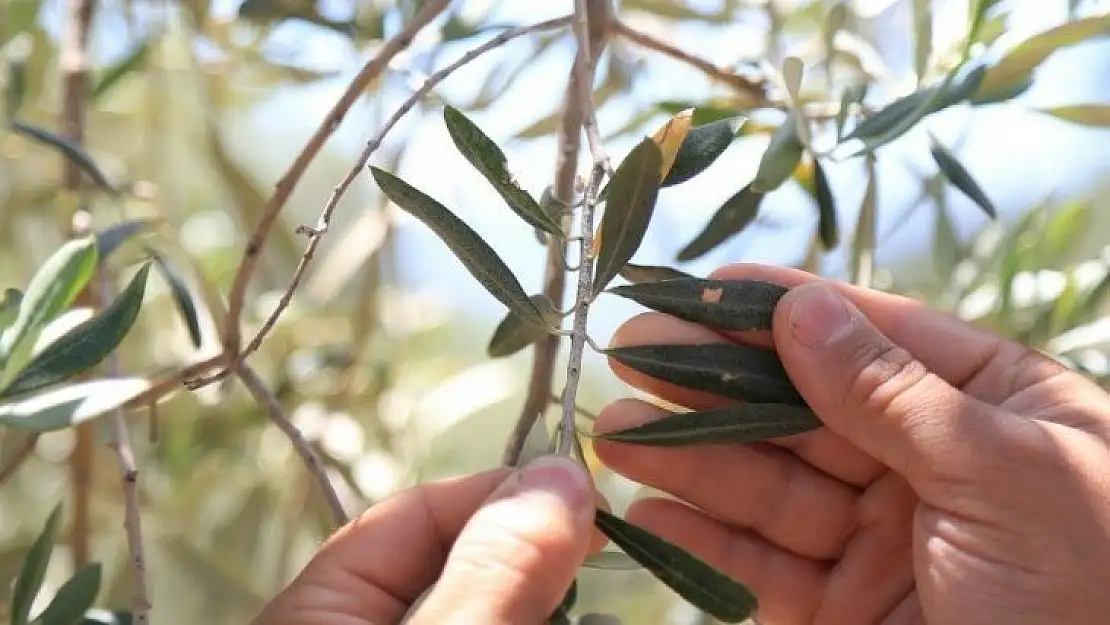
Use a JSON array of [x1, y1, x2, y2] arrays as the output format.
[[851, 158, 879, 286], [594, 509, 757, 623], [370, 166, 544, 327], [606, 278, 786, 331], [11, 121, 119, 194], [928, 135, 997, 220], [0, 377, 149, 432], [148, 251, 203, 349], [90, 39, 149, 102], [443, 105, 562, 235], [33, 562, 102, 625], [604, 343, 805, 405], [94, 219, 158, 264], [1, 262, 151, 400], [750, 114, 804, 193], [593, 138, 664, 297], [813, 158, 840, 249], [11, 503, 63, 625], [1037, 104, 1110, 128], [487, 294, 558, 358], [661, 116, 744, 188], [618, 263, 693, 284], [973, 15, 1110, 104], [676, 185, 765, 262], [592, 403, 821, 447], [836, 83, 868, 141]]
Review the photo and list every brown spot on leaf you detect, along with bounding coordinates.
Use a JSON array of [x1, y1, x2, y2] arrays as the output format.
[[701, 287, 723, 303]]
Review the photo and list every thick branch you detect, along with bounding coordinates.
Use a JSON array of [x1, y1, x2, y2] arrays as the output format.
[[222, 0, 451, 357], [235, 363, 349, 528]]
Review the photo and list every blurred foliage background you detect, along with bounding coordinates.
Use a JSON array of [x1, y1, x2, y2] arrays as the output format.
[[4, 0, 1110, 623]]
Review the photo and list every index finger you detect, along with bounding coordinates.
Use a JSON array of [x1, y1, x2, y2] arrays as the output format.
[[709, 263, 1002, 389]]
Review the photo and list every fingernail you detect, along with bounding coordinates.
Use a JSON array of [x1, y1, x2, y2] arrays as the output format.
[[788, 284, 856, 348], [517, 455, 592, 511]]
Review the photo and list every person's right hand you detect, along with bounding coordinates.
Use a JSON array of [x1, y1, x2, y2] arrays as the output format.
[[593, 263, 1110, 625]]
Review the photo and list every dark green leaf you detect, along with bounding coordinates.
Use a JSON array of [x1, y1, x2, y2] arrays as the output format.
[[661, 117, 743, 188], [90, 40, 149, 102], [928, 135, 996, 220], [973, 15, 1110, 104], [487, 295, 557, 358], [582, 551, 643, 571], [0, 377, 149, 432], [148, 251, 202, 349], [594, 509, 757, 623], [11, 504, 63, 625], [370, 167, 545, 327], [34, 563, 102, 625], [619, 264, 693, 284], [593, 139, 664, 297], [607, 278, 786, 331], [443, 106, 561, 235], [11, 122, 118, 194], [842, 87, 939, 143], [0, 289, 23, 335], [750, 114, 804, 193], [1, 263, 151, 399], [547, 580, 577, 624], [577, 614, 621, 625], [94, 219, 157, 263], [1, 237, 98, 382], [594, 403, 820, 447], [812, 158, 839, 249], [605, 343, 804, 405], [676, 185, 765, 262]]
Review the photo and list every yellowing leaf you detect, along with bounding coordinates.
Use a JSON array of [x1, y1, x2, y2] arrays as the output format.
[[1039, 104, 1110, 127], [649, 108, 695, 180]]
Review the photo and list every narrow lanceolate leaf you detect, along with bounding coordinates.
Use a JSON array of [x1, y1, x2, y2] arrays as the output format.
[[371, 167, 545, 327], [836, 84, 868, 141], [1, 263, 151, 399], [662, 117, 743, 187], [851, 159, 878, 287], [594, 403, 821, 447], [0, 377, 150, 432], [11, 122, 118, 194], [974, 15, 1110, 104], [607, 278, 787, 331], [593, 139, 664, 297], [149, 251, 202, 348], [676, 185, 765, 262], [34, 563, 102, 625], [750, 115, 804, 193], [813, 159, 840, 249], [1, 237, 98, 383], [594, 509, 757, 623], [619, 264, 693, 284], [650, 108, 695, 181], [91, 39, 149, 102], [1038, 105, 1110, 128], [0, 289, 23, 335], [11, 504, 63, 625], [928, 136, 997, 220], [487, 295, 557, 358], [583, 551, 643, 571], [442, 106, 561, 235], [605, 343, 804, 405], [95, 219, 158, 263]]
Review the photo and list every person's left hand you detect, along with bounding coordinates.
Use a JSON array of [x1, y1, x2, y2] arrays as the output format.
[[251, 455, 599, 625]]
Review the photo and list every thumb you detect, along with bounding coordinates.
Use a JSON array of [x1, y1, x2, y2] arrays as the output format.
[[773, 282, 997, 490], [408, 455, 594, 625]]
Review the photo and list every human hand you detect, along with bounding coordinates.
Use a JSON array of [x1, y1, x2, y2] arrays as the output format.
[[251, 455, 599, 625], [594, 263, 1110, 625]]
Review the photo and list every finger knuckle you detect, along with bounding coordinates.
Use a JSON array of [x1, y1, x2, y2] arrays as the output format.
[[844, 340, 930, 417]]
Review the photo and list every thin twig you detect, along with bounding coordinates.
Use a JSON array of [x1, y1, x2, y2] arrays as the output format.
[[612, 19, 766, 100], [503, 4, 611, 466], [0, 434, 37, 486], [557, 0, 611, 457], [221, 0, 452, 359], [191, 14, 574, 389], [235, 363, 349, 528], [97, 272, 151, 623]]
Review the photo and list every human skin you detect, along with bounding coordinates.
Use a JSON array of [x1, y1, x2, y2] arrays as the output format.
[[592, 263, 1110, 625]]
